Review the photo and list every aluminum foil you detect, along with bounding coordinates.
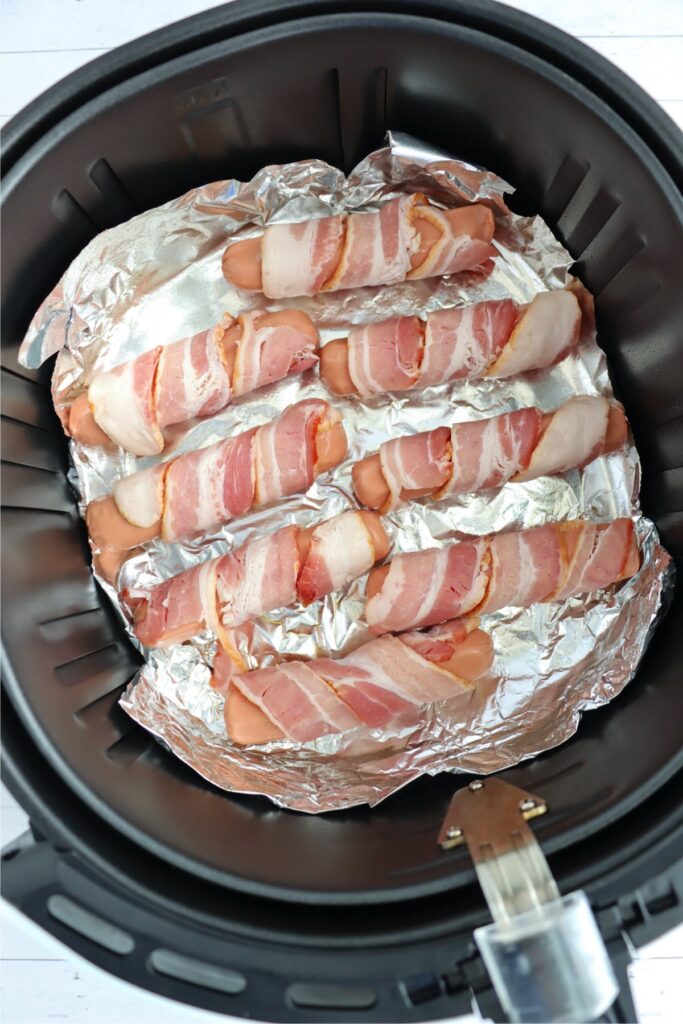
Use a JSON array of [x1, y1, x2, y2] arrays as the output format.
[[20, 134, 673, 813]]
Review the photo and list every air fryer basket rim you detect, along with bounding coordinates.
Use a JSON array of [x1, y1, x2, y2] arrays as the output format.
[[3, 0, 682, 183], [4, 9, 683, 221], [2, 0, 682, 908], [3, 699, 682, 1024], [4, 695, 683, 946]]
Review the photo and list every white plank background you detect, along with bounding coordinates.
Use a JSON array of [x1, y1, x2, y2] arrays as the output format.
[[1, 1, 682, 1021]]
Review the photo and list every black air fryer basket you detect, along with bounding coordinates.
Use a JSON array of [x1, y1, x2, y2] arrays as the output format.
[[2, 2, 682, 1021]]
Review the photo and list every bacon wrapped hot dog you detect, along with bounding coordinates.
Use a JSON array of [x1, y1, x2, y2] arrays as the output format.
[[352, 396, 628, 512], [126, 510, 389, 648], [365, 518, 640, 635], [216, 617, 493, 746], [320, 289, 582, 397], [68, 310, 319, 456], [223, 195, 496, 299], [86, 400, 347, 559]]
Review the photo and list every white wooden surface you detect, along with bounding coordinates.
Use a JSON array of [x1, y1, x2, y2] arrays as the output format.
[[1, 0, 683, 131], [1, 1, 682, 1021]]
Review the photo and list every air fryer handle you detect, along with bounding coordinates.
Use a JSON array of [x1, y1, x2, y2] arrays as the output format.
[[439, 779, 643, 1024]]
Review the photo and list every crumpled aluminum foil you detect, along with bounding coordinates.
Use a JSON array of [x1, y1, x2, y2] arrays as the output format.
[[20, 133, 673, 813]]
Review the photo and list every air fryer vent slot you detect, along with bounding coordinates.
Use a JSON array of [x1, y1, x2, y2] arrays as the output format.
[[1, 461, 73, 513], [0, 366, 46, 390], [543, 156, 589, 220], [54, 643, 126, 688], [47, 894, 135, 955], [105, 729, 153, 767], [88, 158, 139, 219], [52, 188, 98, 243], [563, 188, 621, 257], [652, 416, 683, 470], [288, 981, 377, 1010], [39, 607, 107, 644], [179, 94, 250, 162], [0, 502, 72, 517], [0, 412, 52, 435], [612, 276, 663, 319], [332, 66, 388, 171], [149, 949, 246, 995], [1, 457, 59, 476], [75, 684, 130, 727], [1, 370, 54, 428], [591, 230, 645, 296], [39, 607, 103, 629]]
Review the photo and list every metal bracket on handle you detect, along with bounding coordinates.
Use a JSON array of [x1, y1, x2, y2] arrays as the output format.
[[438, 778, 554, 923], [439, 778, 618, 1023]]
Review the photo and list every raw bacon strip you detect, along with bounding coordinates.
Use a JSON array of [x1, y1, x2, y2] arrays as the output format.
[[347, 316, 423, 397], [127, 511, 388, 647], [127, 559, 219, 648], [231, 662, 361, 742], [336, 635, 467, 703], [312, 657, 417, 728], [352, 397, 627, 513], [486, 290, 581, 378], [513, 396, 611, 482], [261, 216, 345, 299], [127, 526, 299, 649], [253, 399, 344, 507], [231, 311, 318, 397], [379, 427, 452, 510], [323, 195, 418, 292], [296, 510, 388, 605], [88, 347, 163, 456], [70, 311, 319, 456], [480, 524, 562, 612], [320, 290, 582, 397], [112, 463, 168, 530], [224, 677, 284, 745], [233, 194, 494, 300], [552, 519, 638, 601], [399, 619, 494, 682], [445, 407, 542, 495], [399, 618, 470, 660], [226, 619, 489, 745], [366, 543, 490, 634], [86, 400, 346, 553], [154, 325, 231, 430], [210, 526, 301, 644], [407, 204, 495, 280], [366, 518, 640, 633], [420, 300, 519, 386], [162, 427, 257, 542]]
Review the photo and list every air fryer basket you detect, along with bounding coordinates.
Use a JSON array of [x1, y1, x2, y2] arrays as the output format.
[[2, 1, 682, 1020]]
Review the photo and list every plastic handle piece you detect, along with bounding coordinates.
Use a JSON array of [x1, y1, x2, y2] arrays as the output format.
[[475, 890, 619, 1024], [439, 779, 619, 1023]]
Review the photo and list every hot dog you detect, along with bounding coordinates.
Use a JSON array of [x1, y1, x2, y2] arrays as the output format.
[[352, 397, 629, 512], [218, 617, 493, 746], [68, 310, 319, 455], [86, 400, 347, 556], [223, 195, 495, 298], [320, 289, 582, 397]]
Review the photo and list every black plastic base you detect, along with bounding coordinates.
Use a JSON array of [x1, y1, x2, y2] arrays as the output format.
[[4, 693, 683, 1021]]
